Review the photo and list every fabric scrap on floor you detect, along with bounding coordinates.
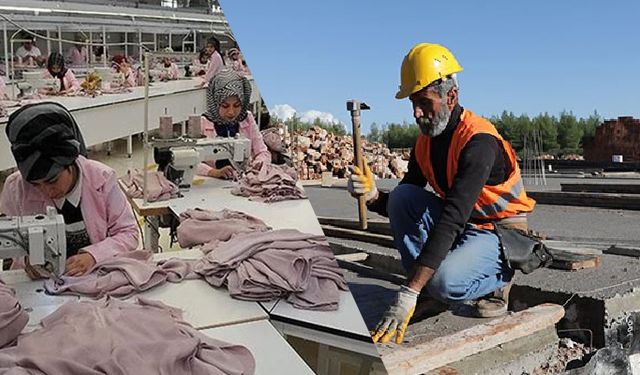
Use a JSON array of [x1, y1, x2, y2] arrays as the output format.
[[194, 229, 347, 310], [121, 169, 180, 202], [232, 162, 307, 203], [0, 297, 255, 375], [44, 250, 198, 298], [0, 281, 28, 348], [177, 208, 270, 249]]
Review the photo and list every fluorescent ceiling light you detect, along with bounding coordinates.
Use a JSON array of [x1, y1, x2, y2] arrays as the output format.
[[0, 5, 222, 23]]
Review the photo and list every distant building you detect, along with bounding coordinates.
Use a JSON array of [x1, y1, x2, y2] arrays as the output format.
[[583, 116, 640, 162]]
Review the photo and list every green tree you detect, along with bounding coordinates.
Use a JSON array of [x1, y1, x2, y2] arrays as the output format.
[[368, 122, 381, 143], [557, 111, 583, 154], [529, 112, 559, 154]]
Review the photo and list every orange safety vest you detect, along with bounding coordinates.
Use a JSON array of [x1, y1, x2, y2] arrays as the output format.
[[414, 109, 536, 229]]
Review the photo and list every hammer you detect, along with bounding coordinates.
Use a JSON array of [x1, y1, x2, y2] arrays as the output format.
[[347, 100, 370, 230]]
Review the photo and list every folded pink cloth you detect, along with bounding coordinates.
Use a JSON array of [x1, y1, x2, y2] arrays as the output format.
[[177, 208, 271, 249], [44, 250, 198, 298], [0, 298, 255, 374], [121, 169, 179, 202], [232, 162, 306, 203], [0, 281, 28, 348], [194, 229, 347, 311]]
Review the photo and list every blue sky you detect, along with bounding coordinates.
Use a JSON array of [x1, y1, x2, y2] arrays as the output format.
[[221, 1, 640, 133]]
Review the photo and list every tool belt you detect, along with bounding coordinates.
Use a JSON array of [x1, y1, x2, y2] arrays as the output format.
[[492, 215, 553, 274]]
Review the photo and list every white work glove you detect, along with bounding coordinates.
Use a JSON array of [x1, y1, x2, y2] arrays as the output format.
[[348, 160, 378, 203], [371, 285, 419, 344]]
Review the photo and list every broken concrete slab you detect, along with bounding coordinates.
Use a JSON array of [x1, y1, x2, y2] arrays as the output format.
[[430, 327, 559, 375], [322, 224, 395, 248], [527, 191, 640, 210], [380, 304, 565, 375]]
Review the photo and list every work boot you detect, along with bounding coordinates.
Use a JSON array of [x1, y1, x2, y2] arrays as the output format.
[[474, 283, 512, 318]]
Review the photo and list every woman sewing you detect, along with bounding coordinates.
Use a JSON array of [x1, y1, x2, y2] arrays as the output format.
[[0, 102, 139, 278], [42, 52, 80, 95], [197, 69, 270, 179]]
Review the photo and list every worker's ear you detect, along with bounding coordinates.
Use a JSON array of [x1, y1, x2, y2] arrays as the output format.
[[446, 87, 458, 110]]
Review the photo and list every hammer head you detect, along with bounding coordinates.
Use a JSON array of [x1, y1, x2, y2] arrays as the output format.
[[346, 100, 370, 112]]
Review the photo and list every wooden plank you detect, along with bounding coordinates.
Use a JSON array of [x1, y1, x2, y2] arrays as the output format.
[[335, 252, 369, 262], [528, 191, 640, 210], [318, 216, 392, 236], [548, 249, 601, 271], [117, 179, 172, 217], [604, 245, 640, 258], [321, 224, 395, 248], [381, 303, 565, 375], [561, 183, 640, 194]]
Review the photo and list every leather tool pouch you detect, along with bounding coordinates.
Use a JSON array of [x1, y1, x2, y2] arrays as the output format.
[[494, 224, 553, 274]]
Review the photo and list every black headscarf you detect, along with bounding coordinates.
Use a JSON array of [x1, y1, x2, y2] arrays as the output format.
[[46, 52, 67, 90], [6, 102, 88, 182]]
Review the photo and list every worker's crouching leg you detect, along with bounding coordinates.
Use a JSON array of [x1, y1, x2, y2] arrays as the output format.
[[387, 184, 443, 272], [426, 227, 514, 304]]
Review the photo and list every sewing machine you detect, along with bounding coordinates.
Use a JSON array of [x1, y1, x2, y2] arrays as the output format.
[[94, 67, 124, 90], [17, 71, 60, 97], [154, 136, 251, 189], [0, 207, 66, 276]]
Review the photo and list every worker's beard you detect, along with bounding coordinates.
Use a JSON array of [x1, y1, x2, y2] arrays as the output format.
[[417, 102, 451, 137]]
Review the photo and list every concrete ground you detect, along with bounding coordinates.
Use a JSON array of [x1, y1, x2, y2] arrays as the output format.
[[304, 179, 640, 245]]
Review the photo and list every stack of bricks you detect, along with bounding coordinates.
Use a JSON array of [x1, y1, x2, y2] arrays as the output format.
[[278, 125, 409, 180], [584, 117, 640, 162]]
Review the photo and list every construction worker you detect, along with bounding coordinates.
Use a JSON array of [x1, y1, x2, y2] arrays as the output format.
[[348, 43, 536, 344]]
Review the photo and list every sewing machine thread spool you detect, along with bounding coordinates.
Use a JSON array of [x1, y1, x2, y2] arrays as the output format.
[[159, 115, 173, 139], [188, 115, 202, 138]]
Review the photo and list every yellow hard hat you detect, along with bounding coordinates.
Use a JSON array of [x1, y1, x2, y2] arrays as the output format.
[[395, 43, 463, 99]]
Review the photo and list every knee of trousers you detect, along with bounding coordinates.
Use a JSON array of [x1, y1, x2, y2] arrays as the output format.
[[388, 184, 421, 221], [426, 267, 470, 303]]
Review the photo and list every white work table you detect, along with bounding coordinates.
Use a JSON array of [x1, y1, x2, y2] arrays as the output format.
[[0, 79, 206, 171], [201, 320, 315, 375], [0, 271, 79, 333], [131, 279, 268, 330]]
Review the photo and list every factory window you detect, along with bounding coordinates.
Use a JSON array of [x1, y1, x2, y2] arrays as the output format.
[[162, 0, 178, 8]]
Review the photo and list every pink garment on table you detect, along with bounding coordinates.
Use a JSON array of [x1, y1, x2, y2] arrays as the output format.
[[177, 208, 270, 248], [44, 250, 198, 298], [197, 114, 271, 176], [203, 51, 224, 86], [156, 62, 180, 80], [0, 282, 28, 348], [232, 161, 307, 203], [42, 69, 81, 94], [0, 76, 7, 100], [0, 298, 256, 375], [194, 229, 347, 311], [192, 58, 209, 76], [121, 169, 179, 202], [66, 46, 88, 66], [111, 67, 138, 87], [0, 156, 140, 266]]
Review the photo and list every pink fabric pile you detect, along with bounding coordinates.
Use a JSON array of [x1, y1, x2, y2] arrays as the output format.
[[194, 229, 347, 311], [177, 208, 271, 249], [232, 162, 306, 203], [44, 250, 197, 298], [0, 282, 28, 348], [0, 298, 255, 374], [121, 169, 179, 202]]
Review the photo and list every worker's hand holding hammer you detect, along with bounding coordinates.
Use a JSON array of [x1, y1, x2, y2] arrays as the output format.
[[347, 160, 378, 203]]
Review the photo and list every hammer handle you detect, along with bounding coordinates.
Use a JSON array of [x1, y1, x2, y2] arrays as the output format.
[[351, 112, 368, 230]]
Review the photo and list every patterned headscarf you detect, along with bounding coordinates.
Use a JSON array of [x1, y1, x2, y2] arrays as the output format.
[[6, 102, 87, 182], [46, 52, 67, 89], [203, 69, 252, 134]]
